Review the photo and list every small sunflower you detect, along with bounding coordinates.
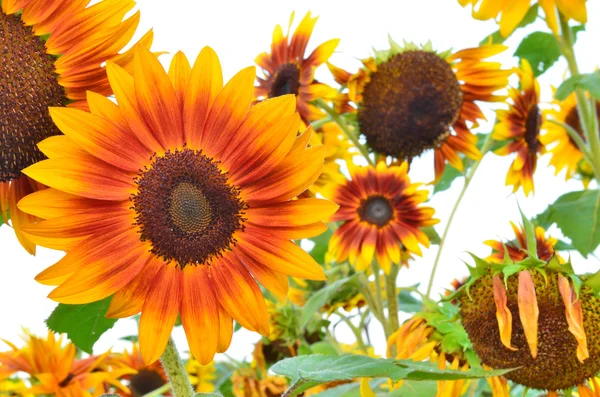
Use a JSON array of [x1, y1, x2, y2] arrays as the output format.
[[18, 46, 337, 365], [255, 12, 340, 123], [0, 330, 117, 396], [186, 357, 216, 394], [454, 242, 600, 392], [493, 59, 545, 196], [108, 343, 168, 397], [458, 0, 588, 37], [0, 378, 33, 397], [330, 39, 511, 181], [231, 343, 288, 397], [484, 221, 562, 263], [329, 161, 438, 273], [542, 92, 599, 188], [0, 0, 153, 254]]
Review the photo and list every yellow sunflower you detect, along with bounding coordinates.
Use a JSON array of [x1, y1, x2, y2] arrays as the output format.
[[542, 92, 599, 188], [0, 378, 34, 397], [492, 59, 545, 196], [254, 12, 340, 123], [107, 343, 168, 397], [0, 0, 152, 254], [186, 357, 216, 394], [0, 330, 117, 397], [18, 46, 337, 365], [330, 39, 511, 181], [458, 0, 588, 37], [484, 221, 562, 263], [329, 161, 438, 273]]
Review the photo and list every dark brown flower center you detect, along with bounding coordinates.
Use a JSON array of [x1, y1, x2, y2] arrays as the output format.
[[129, 369, 166, 397], [0, 12, 67, 183], [269, 63, 301, 98], [359, 196, 393, 227], [132, 148, 245, 268], [525, 104, 542, 154], [564, 101, 600, 146], [58, 372, 76, 388], [460, 271, 600, 391], [359, 50, 463, 159]]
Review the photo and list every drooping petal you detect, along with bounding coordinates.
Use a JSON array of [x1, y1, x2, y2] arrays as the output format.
[[558, 275, 589, 363], [517, 270, 539, 359], [492, 275, 517, 351]]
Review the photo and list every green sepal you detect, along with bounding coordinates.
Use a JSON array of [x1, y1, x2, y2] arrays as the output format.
[[583, 270, 600, 296], [519, 205, 538, 259], [501, 264, 526, 286]]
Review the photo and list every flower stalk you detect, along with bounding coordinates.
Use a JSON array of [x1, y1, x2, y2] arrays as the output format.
[[160, 338, 194, 397]]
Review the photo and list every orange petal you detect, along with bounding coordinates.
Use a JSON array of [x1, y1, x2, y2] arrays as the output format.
[[246, 198, 338, 227], [235, 249, 289, 301], [216, 306, 233, 353], [492, 275, 517, 351], [17, 188, 99, 220], [168, 51, 192, 109], [517, 270, 539, 358], [558, 275, 589, 363], [139, 265, 182, 365], [106, 258, 161, 318]]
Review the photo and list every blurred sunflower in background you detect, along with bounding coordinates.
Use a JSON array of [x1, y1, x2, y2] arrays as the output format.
[[457, 0, 587, 37], [542, 92, 599, 188], [0, 0, 153, 254], [18, 46, 337, 365], [492, 59, 545, 196], [108, 343, 168, 397], [484, 221, 562, 263], [254, 12, 339, 123], [329, 161, 437, 273], [231, 343, 288, 397], [186, 357, 217, 394], [330, 38, 511, 181]]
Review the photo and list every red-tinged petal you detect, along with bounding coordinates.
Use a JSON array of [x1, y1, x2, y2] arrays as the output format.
[[139, 264, 182, 365], [216, 306, 233, 353], [246, 198, 338, 227], [235, 249, 289, 301], [517, 270, 539, 358], [168, 51, 192, 110], [181, 266, 219, 365], [289, 12, 317, 57], [107, 258, 161, 318], [492, 275, 517, 351], [305, 39, 340, 67], [18, 188, 103, 220], [86, 91, 129, 132], [183, 47, 222, 147], [210, 256, 270, 336], [558, 275, 589, 363]]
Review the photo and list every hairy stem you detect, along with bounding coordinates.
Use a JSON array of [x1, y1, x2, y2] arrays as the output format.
[[160, 338, 194, 397], [385, 265, 400, 338]]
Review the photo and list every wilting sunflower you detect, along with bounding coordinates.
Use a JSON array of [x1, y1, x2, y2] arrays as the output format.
[[0, 331, 117, 396], [484, 221, 561, 263], [329, 39, 511, 181], [329, 161, 438, 273], [492, 59, 545, 196], [18, 46, 337, 365], [0, 0, 152, 254], [542, 92, 599, 188], [458, 0, 587, 37], [108, 343, 168, 397], [454, 245, 600, 392], [255, 12, 340, 123], [186, 357, 216, 394]]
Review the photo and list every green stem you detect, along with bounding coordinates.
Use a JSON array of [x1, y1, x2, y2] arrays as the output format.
[[337, 311, 368, 353], [314, 99, 375, 166], [558, 14, 600, 181], [548, 119, 594, 161], [384, 266, 400, 338], [282, 378, 308, 397], [309, 116, 332, 131], [142, 383, 172, 397], [160, 338, 194, 397], [358, 273, 385, 325], [425, 134, 495, 298], [370, 261, 387, 333]]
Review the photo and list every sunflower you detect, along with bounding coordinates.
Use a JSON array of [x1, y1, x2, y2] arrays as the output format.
[[231, 342, 288, 397], [458, 0, 587, 37], [0, 378, 34, 397], [329, 39, 511, 181], [329, 161, 438, 274], [454, 246, 600, 392], [108, 343, 168, 397], [484, 221, 562, 263], [0, 330, 117, 396], [186, 357, 216, 394], [254, 12, 340, 123], [18, 46, 337, 366], [542, 92, 599, 188], [492, 59, 545, 196], [0, 0, 153, 254]]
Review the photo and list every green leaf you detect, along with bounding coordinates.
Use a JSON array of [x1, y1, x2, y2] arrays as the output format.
[[397, 290, 423, 313], [308, 229, 333, 264], [433, 165, 462, 194], [479, 5, 538, 45], [300, 275, 358, 327], [46, 297, 117, 354], [555, 72, 600, 101], [310, 342, 339, 356], [271, 354, 511, 385], [195, 394, 224, 397], [519, 206, 537, 258], [514, 32, 561, 76], [535, 189, 600, 257], [422, 227, 441, 245]]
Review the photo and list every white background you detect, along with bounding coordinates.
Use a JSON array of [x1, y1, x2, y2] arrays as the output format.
[[1, 0, 599, 360]]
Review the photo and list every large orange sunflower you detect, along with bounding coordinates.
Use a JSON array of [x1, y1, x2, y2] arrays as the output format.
[[0, 0, 152, 254], [254, 12, 340, 123], [492, 59, 545, 196], [329, 161, 438, 274], [0, 331, 118, 397], [330, 40, 511, 181], [18, 46, 337, 365]]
